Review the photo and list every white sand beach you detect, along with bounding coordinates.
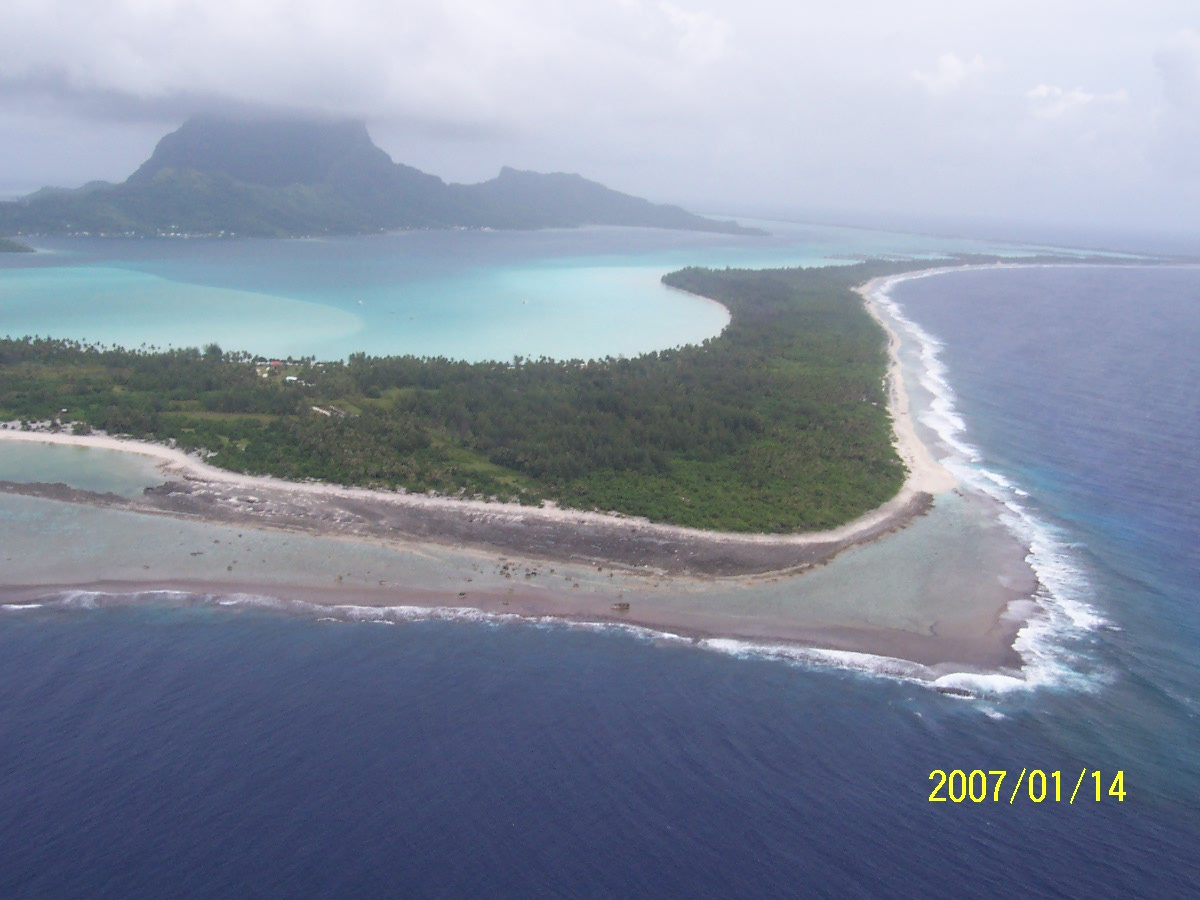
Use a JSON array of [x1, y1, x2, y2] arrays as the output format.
[[0, 270, 1042, 676]]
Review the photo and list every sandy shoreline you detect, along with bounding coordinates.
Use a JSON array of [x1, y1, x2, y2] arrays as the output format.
[[0, 424, 940, 558], [0, 268, 1042, 678], [0, 569, 1028, 674]]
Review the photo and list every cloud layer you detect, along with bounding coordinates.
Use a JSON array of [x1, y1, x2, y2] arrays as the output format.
[[1, 0, 1197, 234]]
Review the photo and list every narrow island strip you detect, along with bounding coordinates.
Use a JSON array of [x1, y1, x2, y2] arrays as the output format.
[[0, 261, 1044, 679]]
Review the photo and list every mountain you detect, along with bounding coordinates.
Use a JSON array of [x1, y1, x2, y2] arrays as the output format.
[[0, 237, 34, 253], [0, 117, 761, 238]]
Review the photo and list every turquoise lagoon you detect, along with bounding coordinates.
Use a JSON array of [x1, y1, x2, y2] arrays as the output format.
[[3, 221, 1198, 900], [0, 440, 166, 498], [0, 222, 1037, 362]]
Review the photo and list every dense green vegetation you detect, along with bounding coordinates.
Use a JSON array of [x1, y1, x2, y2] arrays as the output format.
[[0, 261, 924, 531]]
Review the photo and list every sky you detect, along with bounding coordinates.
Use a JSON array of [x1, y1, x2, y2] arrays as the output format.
[[1, 0, 1198, 239]]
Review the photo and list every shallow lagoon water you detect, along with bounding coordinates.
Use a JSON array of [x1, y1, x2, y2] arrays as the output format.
[[2, 222, 1033, 361], [0, 439, 169, 498], [2, 232, 1198, 898]]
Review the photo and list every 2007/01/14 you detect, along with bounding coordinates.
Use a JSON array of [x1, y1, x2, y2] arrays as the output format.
[[928, 768, 1126, 803]]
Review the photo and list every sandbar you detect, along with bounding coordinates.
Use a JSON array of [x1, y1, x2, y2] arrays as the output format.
[[0, 269, 1042, 680]]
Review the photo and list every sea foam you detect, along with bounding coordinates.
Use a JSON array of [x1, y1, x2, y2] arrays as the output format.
[[875, 273, 1107, 695], [13, 584, 1067, 697]]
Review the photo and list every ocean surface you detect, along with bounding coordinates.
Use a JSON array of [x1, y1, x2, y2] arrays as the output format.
[[1, 222, 1031, 361], [2, 232, 1199, 898]]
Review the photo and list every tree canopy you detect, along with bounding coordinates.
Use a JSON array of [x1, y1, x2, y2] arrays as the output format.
[[0, 260, 931, 531]]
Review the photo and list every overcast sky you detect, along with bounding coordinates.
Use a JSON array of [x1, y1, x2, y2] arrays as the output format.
[[2, 0, 1198, 237]]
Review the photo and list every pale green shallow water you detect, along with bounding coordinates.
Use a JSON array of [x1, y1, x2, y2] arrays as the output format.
[[0, 223, 1038, 362], [0, 475, 1017, 655], [0, 438, 167, 497], [0, 266, 362, 356], [0, 224, 1050, 675]]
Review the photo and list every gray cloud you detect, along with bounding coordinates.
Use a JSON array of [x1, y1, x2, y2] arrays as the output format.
[[2, 0, 1198, 233], [1150, 29, 1200, 179]]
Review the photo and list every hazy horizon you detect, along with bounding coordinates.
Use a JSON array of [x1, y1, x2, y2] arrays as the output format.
[[2, 2, 1197, 244]]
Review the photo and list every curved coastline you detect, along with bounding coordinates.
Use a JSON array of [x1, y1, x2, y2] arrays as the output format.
[[0, 265, 1044, 681]]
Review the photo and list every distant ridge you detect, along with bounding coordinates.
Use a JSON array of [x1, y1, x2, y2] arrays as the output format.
[[0, 117, 762, 238], [0, 236, 33, 253], [125, 118, 393, 189]]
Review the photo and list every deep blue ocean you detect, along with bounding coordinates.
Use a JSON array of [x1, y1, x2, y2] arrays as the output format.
[[3, 253, 1199, 898]]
